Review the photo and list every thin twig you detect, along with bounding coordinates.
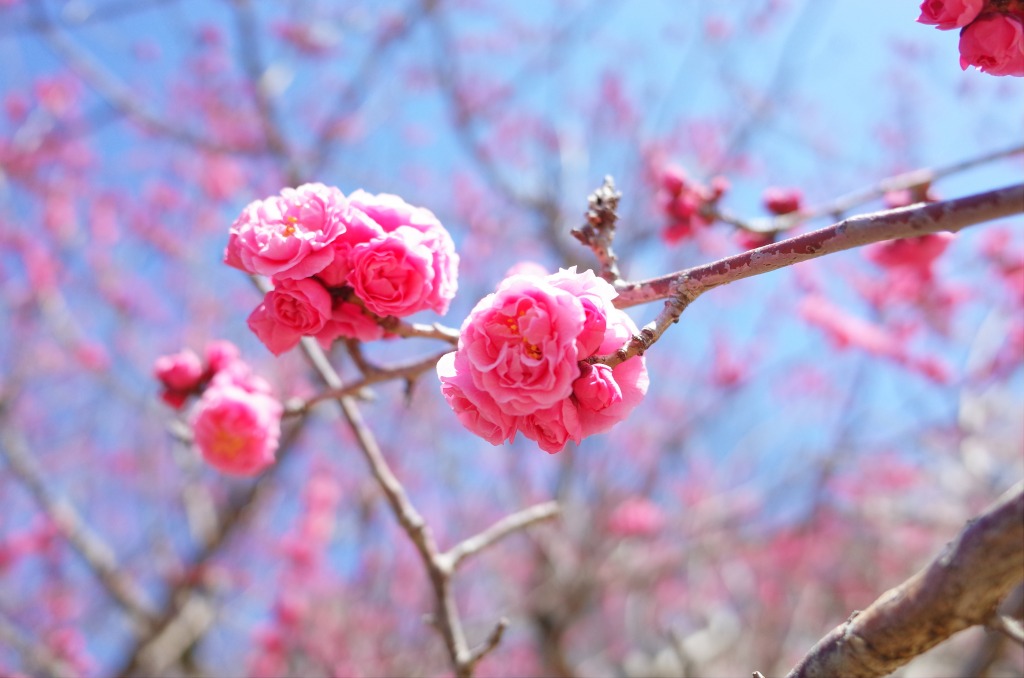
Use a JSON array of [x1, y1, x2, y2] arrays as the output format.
[[441, 501, 561, 571], [288, 350, 449, 415], [571, 176, 623, 283]]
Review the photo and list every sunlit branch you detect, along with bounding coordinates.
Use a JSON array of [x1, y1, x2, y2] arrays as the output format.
[[288, 349, 450, 415], [442, 501, 561, 571], [717, 143, 1024, 235], [590, 183, 1024, 367], [229, 0, 303, 184], [0, 411, 157, 631], [786, 480, 1024, 678]]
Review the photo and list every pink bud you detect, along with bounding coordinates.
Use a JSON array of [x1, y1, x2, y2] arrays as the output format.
[[959, 13, 1024, 77], [154, 349, 204, 391], [762, 187, 802, 215]]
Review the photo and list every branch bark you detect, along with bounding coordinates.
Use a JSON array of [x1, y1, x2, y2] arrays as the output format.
[[785, 480, 1024, 678], [589, 183, 1024, 367]]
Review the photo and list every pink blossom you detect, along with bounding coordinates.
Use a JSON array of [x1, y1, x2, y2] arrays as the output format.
[[315, 299, 385, 344], [347, 227, 438, 317], [204, 340, 241, 374], [917, 0, 984, 30], [437, 351, 517, 445], [458, 273, 587, 416], [248, 278, 333, 355], [438, 268, 648, 453], [608, 497, 666, 537], [192, 382, 282, 476], [959, 13, 1024, 76], [154, 349, 204, 408], [517, 400, 581, 454], [225, 183, 346, 280], [346, 190, 459, 314], [762, 186, 802, 215]]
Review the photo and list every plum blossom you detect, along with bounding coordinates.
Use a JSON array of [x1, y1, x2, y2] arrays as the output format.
[[438, 268, 648, 453], [226, 185, 458, 354], [916, 0, 984, 30], [959, 13, 1024, 76], [192, 370, 282, 476], [226, 183, 346, 280], [247, 278, 334, 356]]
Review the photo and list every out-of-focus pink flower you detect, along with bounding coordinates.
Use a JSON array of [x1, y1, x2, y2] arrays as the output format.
[[205, 340, 240, 374], [225, 183, 346, 280], [959, 13, 1024, 76], [505, 261, 549, 278], [438, 268, 648, 453], [736, 230, 775, 251], [865, 233, 954, 272], [273, 20, 339, 56], [155, 349, 205, 408], [192, 381, 282, 476], [917, 0, 984, 30], [655, 164, 725, 244], [762, 186, 803, 215], [202, 154, 245, 202], [608, 497, 666, 537], [248, 278, 333, 355]]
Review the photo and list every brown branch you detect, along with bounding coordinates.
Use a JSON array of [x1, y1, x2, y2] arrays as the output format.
[[785, 480, 1024, 678], [288, 349, 449, 415], [589, 184, 1024, 367], [441, 501, 561, 571]]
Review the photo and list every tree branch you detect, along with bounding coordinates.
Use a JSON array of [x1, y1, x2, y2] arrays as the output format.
[[0, 415, 157, 632], [785, 480, 1024, 678], [441, 501, 561, 571], [588, 183, 1024, 367]]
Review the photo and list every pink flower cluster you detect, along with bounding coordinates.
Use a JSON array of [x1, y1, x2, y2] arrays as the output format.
[[154, 341, 282, 476], [154, 339, 241, 409], [657, 164, 728, 244], [437, 268, 649, 453], [226, 183, 459, 355], [918, 0, 1024, 76]]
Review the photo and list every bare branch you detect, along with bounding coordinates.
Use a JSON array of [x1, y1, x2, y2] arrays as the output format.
[[288, 349, 449, 415], [442, 501, 561, 571], [786, 480, 1024, 678], [587, 184, 1024, 366], [0, 418, 157, 631], [614, 183, 1024, 309], [465, 617, 510, 672]]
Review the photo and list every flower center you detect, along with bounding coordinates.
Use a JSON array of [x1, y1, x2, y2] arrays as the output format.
[[505, 310, 541, 359], [212, 429, 245, 458], [282, 215, 299, 237]]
